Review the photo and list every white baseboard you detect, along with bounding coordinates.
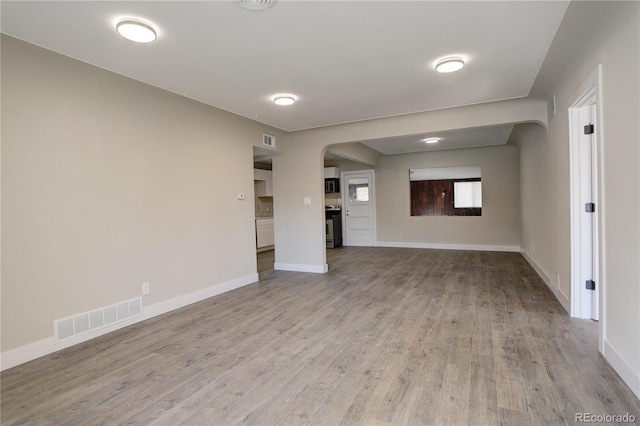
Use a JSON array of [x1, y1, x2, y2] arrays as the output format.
[[143, 273, 258, 318], [375, 241, 520, 253], [519, 249, 570, 313], [519, 249, 551, 285], [0, 273, 259, 372], [274, 262, 328, 273], [604, 339, 640, 399]]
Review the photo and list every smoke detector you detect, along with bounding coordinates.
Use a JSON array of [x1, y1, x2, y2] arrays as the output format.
[[235, 0, 276, 11]]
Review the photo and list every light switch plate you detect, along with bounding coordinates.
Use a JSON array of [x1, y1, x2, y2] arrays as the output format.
[[304, 197, 311, 205]]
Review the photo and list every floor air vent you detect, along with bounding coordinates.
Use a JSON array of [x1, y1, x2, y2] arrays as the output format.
[[54, 297, 143, 342]]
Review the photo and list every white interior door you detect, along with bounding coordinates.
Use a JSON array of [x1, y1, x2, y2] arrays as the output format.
[[343, 171, 375, 246]]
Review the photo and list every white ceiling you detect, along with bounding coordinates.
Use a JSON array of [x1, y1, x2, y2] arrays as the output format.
[[1, 1, 569, 134], [361, 124, 515, 155]]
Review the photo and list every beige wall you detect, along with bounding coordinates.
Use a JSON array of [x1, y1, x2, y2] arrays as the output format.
[[267, 65, 549, 279], [511, 1, 639, 395], [509, 123, 551, 281], [275, 98, 546, 272], [325, 143, 382, 167], [1, 36, 284, 354], [336, 159, 373, 173], [376, 145, 520, 249]]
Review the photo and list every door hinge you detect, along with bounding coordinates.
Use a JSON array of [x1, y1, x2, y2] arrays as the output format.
[[585, 202, 595, 213], [584, 124, 595, 135], [586, 280, 596, 290]]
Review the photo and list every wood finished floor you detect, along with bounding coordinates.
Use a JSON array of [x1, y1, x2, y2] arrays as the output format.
[[2, 247, 639, 425]]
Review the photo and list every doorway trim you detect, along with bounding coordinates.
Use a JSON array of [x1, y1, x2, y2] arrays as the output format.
[[568, 64, 605, 352]]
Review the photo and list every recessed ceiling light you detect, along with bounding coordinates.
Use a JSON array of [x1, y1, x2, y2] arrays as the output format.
[[116, 20, 157, 43], [273, 95, 297, 106], [435, 57, 465, 73], [235, 0, 276, 11], [423, 138, 440, 144]]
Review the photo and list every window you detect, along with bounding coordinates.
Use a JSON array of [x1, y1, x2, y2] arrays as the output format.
[[348, 178, 370, 202], [409, 166, 482, 216], [454, 180, 482, 208]]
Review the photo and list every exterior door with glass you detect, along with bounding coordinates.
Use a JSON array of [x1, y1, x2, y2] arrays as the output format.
[[343, 171, 375, 246]]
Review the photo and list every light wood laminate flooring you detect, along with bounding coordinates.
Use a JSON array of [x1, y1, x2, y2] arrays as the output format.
[[2, 247, 639, 425]]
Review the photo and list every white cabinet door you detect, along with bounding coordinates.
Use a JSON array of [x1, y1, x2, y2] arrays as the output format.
[[256, 219, 274, 248], [324, 167, 340, 179]]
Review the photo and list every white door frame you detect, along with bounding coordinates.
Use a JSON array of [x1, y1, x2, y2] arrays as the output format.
[[341, 169, 376, 246], [570, 101, 597, 319], [568, 64, 605, 352]]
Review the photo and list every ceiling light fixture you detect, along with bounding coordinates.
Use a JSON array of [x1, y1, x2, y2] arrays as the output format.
[[435, 57, 465, 73], [423, 138, 440, 144], [273, 95, 297, 106], [235, 0, 276, 11], [116, 20, 157, 43]]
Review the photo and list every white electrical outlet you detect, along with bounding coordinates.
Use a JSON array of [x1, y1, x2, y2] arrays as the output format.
[[142, 282, 150, 295]]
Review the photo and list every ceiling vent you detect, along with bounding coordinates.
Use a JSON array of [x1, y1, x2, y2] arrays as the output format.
[[235, 0, 276, 11]]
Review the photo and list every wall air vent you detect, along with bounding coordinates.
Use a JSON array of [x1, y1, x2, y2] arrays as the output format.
[[54, 297, 143, 342], [263, 133, 276, 148]]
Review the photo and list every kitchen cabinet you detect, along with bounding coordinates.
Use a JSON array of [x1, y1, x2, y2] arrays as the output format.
[[256, 218, 274, 249], [254, 169, 273, 197], [324, 167, 340, 179]]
